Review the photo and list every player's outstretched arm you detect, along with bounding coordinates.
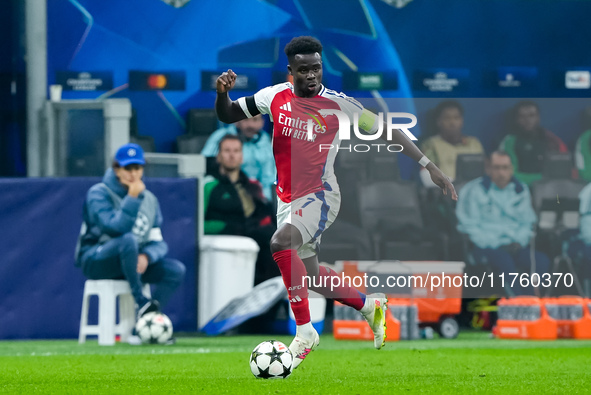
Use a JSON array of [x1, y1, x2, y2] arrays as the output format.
[[215, 69, 248, 124], [424, 161, 458, 200], [381, 127, 458, 200]]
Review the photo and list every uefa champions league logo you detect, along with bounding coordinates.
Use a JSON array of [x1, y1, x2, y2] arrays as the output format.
[[127, 148, 136, 157], [132, 213, 150, 238]]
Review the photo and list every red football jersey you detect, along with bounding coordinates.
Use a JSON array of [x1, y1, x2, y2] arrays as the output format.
[[237, 83, 377, 202]]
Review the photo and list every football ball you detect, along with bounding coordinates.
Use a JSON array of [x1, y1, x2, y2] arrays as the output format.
[[135, 312, 173, 344], [249, 340, 293, 379]]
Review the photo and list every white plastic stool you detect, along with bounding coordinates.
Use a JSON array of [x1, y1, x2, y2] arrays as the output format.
[[78, 280, 151, 346]]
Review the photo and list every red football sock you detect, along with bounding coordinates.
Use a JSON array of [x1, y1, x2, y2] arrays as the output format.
[[309, 265, 366, 310], [273, 249, 310, 325]]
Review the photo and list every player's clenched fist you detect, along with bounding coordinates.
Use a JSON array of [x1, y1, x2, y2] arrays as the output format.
[[216, 69, 237, 94]]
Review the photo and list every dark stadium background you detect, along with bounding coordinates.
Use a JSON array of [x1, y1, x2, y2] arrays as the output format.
[[2, 0, 591, 176]]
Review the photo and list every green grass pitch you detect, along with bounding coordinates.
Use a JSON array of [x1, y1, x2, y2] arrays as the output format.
[[1, 332, 590, 394]]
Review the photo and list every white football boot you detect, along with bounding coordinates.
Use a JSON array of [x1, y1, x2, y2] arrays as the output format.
[[360, 293, 388, 349], [288, 322, 320, 370]]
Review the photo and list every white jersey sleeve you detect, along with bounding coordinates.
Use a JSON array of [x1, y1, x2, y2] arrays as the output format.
[[323, 89, 380, 134]]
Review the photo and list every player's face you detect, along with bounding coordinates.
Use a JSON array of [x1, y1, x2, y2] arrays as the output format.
[[486, 153, 513, 189], [516, 105, 540, 133], [237, 115, 264, 139], [115, 164, 144, 185], [437, 107, 463, 141], [288, 53, 323, 98], [217, 139, 243, 171]]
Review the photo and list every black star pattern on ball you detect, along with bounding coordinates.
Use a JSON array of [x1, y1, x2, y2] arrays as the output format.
[[257, 366, 273, 379], [279, 363, 291, 378], [250, 350, 262, 362], [142, 320, 158, 344], [264, 352, 282, 365], [270, 346, 292, 378]]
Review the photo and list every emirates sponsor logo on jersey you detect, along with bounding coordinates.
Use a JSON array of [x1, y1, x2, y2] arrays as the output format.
[[277, 112, 324, 143]]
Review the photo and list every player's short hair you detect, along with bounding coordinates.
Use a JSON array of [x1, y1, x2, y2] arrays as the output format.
[[284, 36, 323, 58], [218, 133, 242, 152], [434, 100, 464, 120]]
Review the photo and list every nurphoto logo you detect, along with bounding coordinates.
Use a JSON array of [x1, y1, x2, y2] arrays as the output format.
[[309, 110, 418, 152]]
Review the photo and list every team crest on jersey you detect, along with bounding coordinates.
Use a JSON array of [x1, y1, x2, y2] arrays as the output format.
[[293, 209, 303, 217]]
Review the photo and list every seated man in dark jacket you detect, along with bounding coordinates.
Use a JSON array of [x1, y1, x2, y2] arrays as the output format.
[[499, 101, 568, 185], [204, 134, 278, 285], [75, 143, 186, 317]]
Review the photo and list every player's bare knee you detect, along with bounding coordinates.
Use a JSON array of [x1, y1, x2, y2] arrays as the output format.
[[270, 231, 291, 254], [270, 224, 302, 254]]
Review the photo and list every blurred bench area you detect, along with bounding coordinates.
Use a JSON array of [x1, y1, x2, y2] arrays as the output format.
[[3, 96, 591, 339], [0, 177, 197, 339]]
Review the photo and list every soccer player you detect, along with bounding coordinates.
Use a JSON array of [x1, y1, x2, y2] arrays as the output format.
[[215, 36, 457, 369]]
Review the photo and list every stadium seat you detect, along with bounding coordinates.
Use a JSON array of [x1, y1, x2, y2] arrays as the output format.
[[336, 146, 370, 176], [530, 180, 587, 296], [320, 219, 374, 263], [552, 232, 586, 297], [418, 175, 472, 261], [453, 180, 470, 196], [205, 156, 219, 176], [455, 153, 485, 183], [187, 108, 219, 136], [177, 134, 209, 154], [130, 108, 139, 137], [419, 155, 479, 257], [542, 152, 574, 180], [130, 135, 156, 153], [531, 178, 585, 215], [333, 145, 370, 227], [130, 108, 156, 152], [368, 153, 401, 181], [532, 178, 584, 208], [78, 280, 151, 346], [530, 179, 585, 259], [358, 180, 444, 260]]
